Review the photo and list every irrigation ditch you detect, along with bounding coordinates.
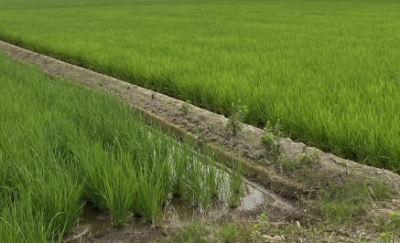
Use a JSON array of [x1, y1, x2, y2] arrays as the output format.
[[1, 40, 400, 242], [67, 180, 294, 243]]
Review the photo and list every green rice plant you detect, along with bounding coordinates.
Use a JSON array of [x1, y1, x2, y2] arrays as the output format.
[[171, 146, 190, 197], [185, 157, 206, 207], [0, 195, 63, 243], [214, 163, 228, 199], [215, 162, 230, 202], [204, 158, 219, 199], [79, 143, 110, 211], [169, 144, 225, 209], [228, 160, 244, 208], [0, 206, 47, 243], [99, 151, 138, 227], [0, 154, 17, 210], [136, 160, 170, 223], [199, 158, 220, 208], [176, 153, 218, 209], [13, 165, 85, 235]]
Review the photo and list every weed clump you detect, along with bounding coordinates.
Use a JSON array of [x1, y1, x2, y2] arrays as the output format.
[[380, 212, 400, 242], [180, 100, 192, 115], [277, 153, 301, 172], [319, 179, 391, 225], [261, 119, 282, 153], [300, 149, 321, 164], [225, 100, 248, 136]]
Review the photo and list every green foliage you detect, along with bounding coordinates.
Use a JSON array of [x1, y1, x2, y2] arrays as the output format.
[[319, 179, 391, 224], [153, 221, 240, 243], [226, 100, 249, 136], [251, 224, 261, 240], [251, 213, 269, 241], [0, 197, 59, 243], [380, 232, 399, 243], [261, 132, 276, 152], [259, 213, 269, 226], [379, 212, 400, 242], [264, 119, 283, 137], [228, 161, 244, 208], [277, 153, 301, 172], [300, 150, 321, 164], [261, 120, 283, 153], [180, 100, 192, 115], [97, 152, 139, 227]]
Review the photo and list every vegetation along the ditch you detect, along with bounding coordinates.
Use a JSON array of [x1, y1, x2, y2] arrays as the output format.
[[1, 0, 400, 171], [0, 52, 244, 242]]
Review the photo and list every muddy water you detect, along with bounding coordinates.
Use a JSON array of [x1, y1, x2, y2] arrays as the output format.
[[66, 182, 291, 243], [66, 206, 112, 242]]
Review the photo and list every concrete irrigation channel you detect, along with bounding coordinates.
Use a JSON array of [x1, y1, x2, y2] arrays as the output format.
[[2, 40, 400, 242]]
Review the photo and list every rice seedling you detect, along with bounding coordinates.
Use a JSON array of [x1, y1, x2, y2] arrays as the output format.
[[25, 169, 85, 234], [199, 158, 219, 208], [204, 158, 219, 200], [228, 160, 244, 208], [98, 152, 139, 227], [136, 160, 170, 223], [184, 156, 206, 207], [80, 143, 111, 212], [171, 146, 190, 197], [0, 198, 58, 243]]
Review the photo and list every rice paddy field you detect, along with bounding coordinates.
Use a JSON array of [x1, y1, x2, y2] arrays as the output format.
[[0, 0, 400, 171], [0, 52, 245, 242], [2, 0, 400, 171]]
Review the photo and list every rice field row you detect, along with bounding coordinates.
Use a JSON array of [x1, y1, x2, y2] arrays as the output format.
[[0, 0, 399, 170], [0, 52, 243, 242]]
